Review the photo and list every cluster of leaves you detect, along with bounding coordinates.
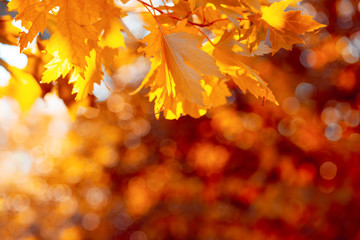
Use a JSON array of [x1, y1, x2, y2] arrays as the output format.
[[3, 0, 325, 119]]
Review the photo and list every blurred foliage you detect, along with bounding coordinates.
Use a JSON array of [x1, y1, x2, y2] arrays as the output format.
[[0, 0, 360, 240]]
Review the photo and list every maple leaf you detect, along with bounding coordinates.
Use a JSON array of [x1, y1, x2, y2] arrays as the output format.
[[202, 77, 232, 108], [8, 0, 57, 52], [39, 0, 123, 101], [262, 1, 326, 52], [69, 49, 103, 101], [244, 0, 325, 53], [45, 0, 96, 69], [97, 16, 125, 49], [42, 51, 72, 84], [136, 23, 223, 118], [17, 3, 50, 51], [96, 1, 125, 49], [213, 30, 278, 105]]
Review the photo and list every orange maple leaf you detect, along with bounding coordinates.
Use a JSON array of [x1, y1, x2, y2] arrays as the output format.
[[245, 0, 325, 53]]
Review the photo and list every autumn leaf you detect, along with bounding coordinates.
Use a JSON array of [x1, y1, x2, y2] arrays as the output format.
[[243, 0, 325, 53], [202, 77, 232, 108], [17, 3, 50, 52], [213, 30, 278, 105], [8, 0, 56, 52], [42, 51, 72, 84], [263, 1, 325, 52], [136, 23, 223, 118], [45, 0, 95, 69], [69, 49, 103, 101], [96, 4, 126, 49]]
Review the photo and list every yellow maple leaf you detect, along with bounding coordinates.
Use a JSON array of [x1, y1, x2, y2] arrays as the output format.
[[46, 0, 96, 69], [136, 24, 223, 118], [213, 30, 278, 105], [69, 49, 103, 101], [98, 18, 125, 49], [8, 0, 57, 52], [96, 4, 125, 49], [42, 51, 72, 83], [244, 0, 325, 53], [17, 3, 47, 51], [261, 0, 325, 52], [261, 0, 298, 29], [202, 77, 232, 108]]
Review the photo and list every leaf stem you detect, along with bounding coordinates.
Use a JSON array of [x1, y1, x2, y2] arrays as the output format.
[[161, 0, 170, 14], [195, 27, 215, 47], [148, 0, 157, 16], [138, 0, 164, 34]]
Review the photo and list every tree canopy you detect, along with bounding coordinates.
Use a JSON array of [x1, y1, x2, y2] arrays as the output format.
[[2, 0, 324, 119]]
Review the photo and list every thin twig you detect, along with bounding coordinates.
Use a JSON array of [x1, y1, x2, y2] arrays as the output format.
[[161, 0, 170, 14], [138, 0, 164, 34], [136, 0, 249, 28]]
